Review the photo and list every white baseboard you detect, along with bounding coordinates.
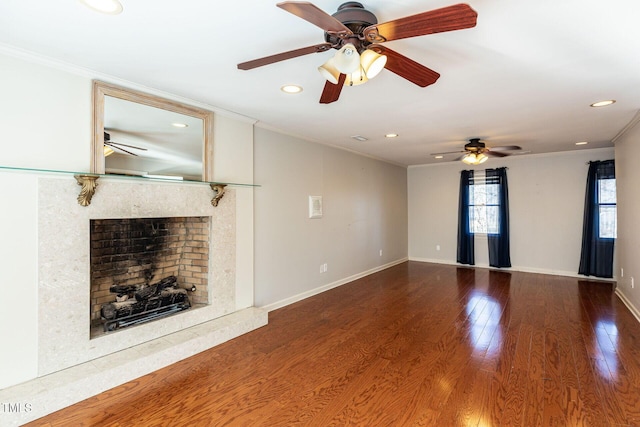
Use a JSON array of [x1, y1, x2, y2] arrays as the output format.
[[261, 258, 408, 313], [408, 257, 617, 282], [615, 288, 640, 324]]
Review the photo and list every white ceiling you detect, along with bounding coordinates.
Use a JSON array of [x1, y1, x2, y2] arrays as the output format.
[[1, 0, 638, 166]]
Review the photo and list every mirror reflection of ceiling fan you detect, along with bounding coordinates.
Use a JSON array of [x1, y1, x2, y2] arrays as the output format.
[[431, 138, 523, 165], [238, 1, 478, 104], [103, 131, 148, 157]]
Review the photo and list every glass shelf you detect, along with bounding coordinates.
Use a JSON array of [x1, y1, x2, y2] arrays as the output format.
[[0, 165, 259, 188], [0, 165, 258, 207]]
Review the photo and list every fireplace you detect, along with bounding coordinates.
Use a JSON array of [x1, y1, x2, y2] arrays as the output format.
[[90, 216, 210, 337], [0, 174, 268, 425], [35, 178, 254, 379]]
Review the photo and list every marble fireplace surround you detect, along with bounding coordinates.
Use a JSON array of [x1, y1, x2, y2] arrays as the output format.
[[0, 176, 267, 426]]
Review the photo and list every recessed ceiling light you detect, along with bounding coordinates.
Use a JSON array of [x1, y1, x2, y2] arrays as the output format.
[[281, 85, 303, 94], [351, 135, 368, 142], [172, 123, 188, 128], [385, 133, 398, 138], [590, 100, 616, 107], [79, 0, 123, 15], [576, 141, 589, 145], [434, 155, 444, 159]]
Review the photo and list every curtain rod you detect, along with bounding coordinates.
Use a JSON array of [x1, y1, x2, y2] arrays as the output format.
[[586, 159, 615, 164], [464, 166, 509, 171]]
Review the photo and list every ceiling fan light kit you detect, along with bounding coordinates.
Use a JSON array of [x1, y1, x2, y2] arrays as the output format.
[[344, 68, 368, 86], [317, 48, 387, 86], [318, 58, 340, 84], [462, 152, 488, 165], [360, 49, 387, 79], [238, 1, 478, 103], [333, 43, 360, 74]]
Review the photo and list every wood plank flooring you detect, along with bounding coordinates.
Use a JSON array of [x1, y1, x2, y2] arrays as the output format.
[[27, 262, 640, 426]]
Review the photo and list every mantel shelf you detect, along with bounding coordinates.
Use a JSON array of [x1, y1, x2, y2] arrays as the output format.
[[0, 165, 259, 207]]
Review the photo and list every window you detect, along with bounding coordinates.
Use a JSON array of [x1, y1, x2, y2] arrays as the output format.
[[457, 167, 510, 268], [469, 176, 500, 234], [598, 178, 616, 238]]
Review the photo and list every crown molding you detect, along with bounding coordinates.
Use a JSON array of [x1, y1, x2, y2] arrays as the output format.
[[612, 110, 640, 143]]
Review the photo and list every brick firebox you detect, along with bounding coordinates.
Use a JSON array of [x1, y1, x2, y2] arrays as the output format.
[[90, 216, 210, 337]]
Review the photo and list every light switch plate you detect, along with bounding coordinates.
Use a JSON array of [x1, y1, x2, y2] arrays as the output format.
[[309, 195, 322, 219]]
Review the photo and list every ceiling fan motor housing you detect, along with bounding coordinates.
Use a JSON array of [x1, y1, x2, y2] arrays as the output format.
[[325, 2, 377, 50], [465, 138, 486, 152]]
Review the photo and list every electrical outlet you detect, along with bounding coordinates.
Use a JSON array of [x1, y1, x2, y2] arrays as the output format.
[[379, 249, 383, 256], [436, 245, 441, 251], [324, 263, 328, 272], [632, 277, 635, 289], [621, 267, 624, 277]]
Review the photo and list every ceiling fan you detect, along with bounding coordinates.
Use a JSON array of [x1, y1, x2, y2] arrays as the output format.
[[431, 138, 523, 165], [237, 1, 478, 104], [103, 132, 148, 157]]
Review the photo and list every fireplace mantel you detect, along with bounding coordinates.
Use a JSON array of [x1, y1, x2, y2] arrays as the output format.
[[0, 165, 258, 207]]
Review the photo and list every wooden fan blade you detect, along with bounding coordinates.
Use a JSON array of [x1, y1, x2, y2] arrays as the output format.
[[485, 150, 508, 158], [429, 150, 465, 156], [238, 43, 332, 70], [277, 1, 352, 35], [319, 73, 346, 104], [489, 145, 522, 152], [363, 3, 477, 43], [369, 44, 440, 87], [109, 141, 148, 151]]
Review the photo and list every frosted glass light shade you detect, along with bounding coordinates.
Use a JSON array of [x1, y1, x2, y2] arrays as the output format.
[[344, 68, 368, 86], [318, 58, 340, 84], [360, 50, 387, 79], [334, 43, 360, 74], [103, 145, 114, 157], [462, 153, 476, 165]]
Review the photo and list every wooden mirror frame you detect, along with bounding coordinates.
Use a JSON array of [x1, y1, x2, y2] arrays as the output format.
[[91, 80, 214, 181]]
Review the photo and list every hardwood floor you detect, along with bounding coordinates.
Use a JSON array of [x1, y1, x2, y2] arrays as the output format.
[[27, 262, 640, 426]]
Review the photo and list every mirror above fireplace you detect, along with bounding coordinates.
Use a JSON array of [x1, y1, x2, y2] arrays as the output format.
[[91, 80, 214, 181]]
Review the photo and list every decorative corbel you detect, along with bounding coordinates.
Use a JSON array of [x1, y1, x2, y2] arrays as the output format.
[[74, 174, 99, 206], [210, 184, 227, 207]]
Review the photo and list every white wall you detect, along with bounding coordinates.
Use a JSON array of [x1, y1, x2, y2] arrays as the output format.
[[213, 114, 255, 309], [0, 53, 91, 170], [0, 53, 91, 389], [254, 127, 408, 309], [408, 148, 615, 276], [614, 116, 640, 319], [0, 51, 255, 389]]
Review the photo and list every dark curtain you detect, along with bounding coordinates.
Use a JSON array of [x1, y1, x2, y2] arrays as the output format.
[[487, 167, 511, 268], [457, 170, 474, 265], [579, 160, 615, 278]]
